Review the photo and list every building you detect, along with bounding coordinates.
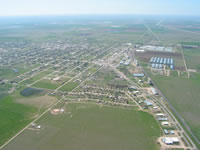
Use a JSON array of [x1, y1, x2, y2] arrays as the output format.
[[52, 77, 60, 81], [150, 57, 154, 63], [157, 117, 168, 121], [162, 137, 173, 145], [161, 121, 170, 126], [156, 57, 160, 63], [162, 137, 180, 145], [170, 65, 174, 70], [156, 113, 165, 117], [160, 57, 163, 64], [151, 87, 158, 95], [164, 129, 169, 135], [133, 73, 145, 77], [144, 100, 153, 106], [136, 49, 145, 52]]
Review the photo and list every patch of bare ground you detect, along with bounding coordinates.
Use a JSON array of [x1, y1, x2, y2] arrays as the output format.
[[135, 51, 182, 63], [16, 96, 58, 108]]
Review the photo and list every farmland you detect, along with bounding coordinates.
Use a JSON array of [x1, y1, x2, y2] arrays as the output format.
[[146, 71, 200, 148], [183, 48, 200, 71], [2, 103, 161, 150], [0, 96, 37, 146]]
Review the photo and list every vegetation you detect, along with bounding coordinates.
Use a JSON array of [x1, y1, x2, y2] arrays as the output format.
[[0, 96, 37, 146], [59, 81, 79, 92], [33, 79, 60, 90], [21, 70, 53, 85], [149, 72, 200, 142], [183, 48, 200, 71], [3, 103, 161, 150]]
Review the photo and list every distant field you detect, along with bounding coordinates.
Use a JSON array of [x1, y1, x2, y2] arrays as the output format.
[[21, 70, 53, 85], [148, 24, 200, 44], [181, 42, 200, 46], [149, 72, 200, 145], [0, 66, 31, 80], [183, 48, 200, 71], [2, 103, 161, 150]]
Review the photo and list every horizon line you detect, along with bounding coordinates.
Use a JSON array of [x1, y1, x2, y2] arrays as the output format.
[[0, 13, 200, 17]]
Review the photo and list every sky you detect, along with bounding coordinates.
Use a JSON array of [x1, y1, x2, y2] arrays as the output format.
[[0, 0, 200, 16]]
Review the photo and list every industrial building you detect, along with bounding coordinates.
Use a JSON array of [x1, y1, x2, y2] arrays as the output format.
[[149, 57, 174, 70], [162, 137, 180, 145]]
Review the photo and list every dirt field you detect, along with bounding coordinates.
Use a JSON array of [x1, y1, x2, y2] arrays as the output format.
[[135, 50, 183, 63], [16, 95, 58, 108]]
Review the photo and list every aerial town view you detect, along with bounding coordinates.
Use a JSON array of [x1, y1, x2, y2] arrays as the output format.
[[0, 1, 200, 150]]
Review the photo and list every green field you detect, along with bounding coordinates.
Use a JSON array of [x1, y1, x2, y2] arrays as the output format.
[[2, 103, 161, 150], [183, 48, 200, 71], [0, 66, 30, 80], [33, 79, 61, 90], [59, 81, 79, 92], [149, 72, 200, 144], [0, 96, 37, 146], [0, 84, 12, 99], [21, 70, 53, 85]]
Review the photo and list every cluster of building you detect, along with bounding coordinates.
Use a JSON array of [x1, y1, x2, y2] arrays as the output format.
[[150, 57, 174, 70], [139, 45, 173, 52]]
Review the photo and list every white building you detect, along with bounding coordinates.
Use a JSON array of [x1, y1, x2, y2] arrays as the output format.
[[161, 121, 170, 126], [162, 137, 180, 145]]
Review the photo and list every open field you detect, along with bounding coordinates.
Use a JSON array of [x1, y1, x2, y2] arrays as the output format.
[[0, 66, 32, 80], [16, 95, 57, 108], [21, 70, 53, 85], [148, 72, 200, 145], [183, 48, 200, 71], [0, 96, 37, 146], [32, 79, 62, 90], [2, 103, 161, 150], [0, 84, 12, 99], [59, 81, 79, 92]]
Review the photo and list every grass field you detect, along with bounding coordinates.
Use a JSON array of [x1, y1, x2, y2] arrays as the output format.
[[0, 66, 29, 80], [0, 96, 37, 146], [2, 103, 161, 150], [183, 48, 200, 71], [0, 84, 12, 99], [21, 70, 53, 85], [33, 79, 61, 90], [149, 72, 200, 144], [59, 81, 79, 92]]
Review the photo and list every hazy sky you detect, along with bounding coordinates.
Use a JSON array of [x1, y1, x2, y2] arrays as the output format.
[[0, 0, 200, 16]]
